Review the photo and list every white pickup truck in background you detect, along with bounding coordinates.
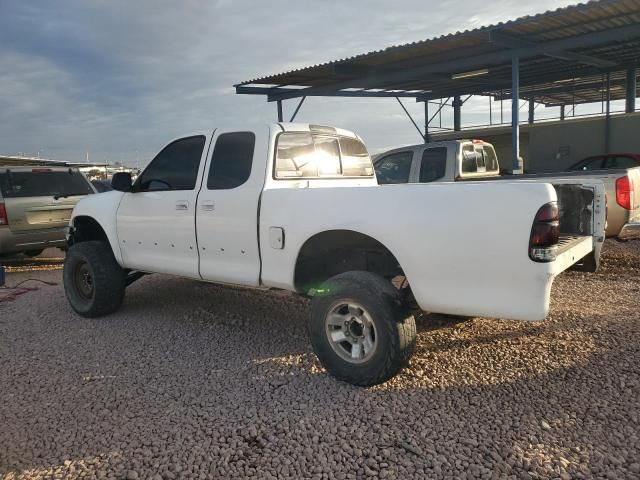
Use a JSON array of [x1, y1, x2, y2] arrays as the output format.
[[63, 123, 605, 385]]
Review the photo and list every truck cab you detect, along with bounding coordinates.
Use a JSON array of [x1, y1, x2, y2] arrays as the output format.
[[373, 139, 500, 184]]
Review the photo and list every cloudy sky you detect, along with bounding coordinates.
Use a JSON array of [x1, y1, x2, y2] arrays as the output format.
[[0, 0, 579, 166]]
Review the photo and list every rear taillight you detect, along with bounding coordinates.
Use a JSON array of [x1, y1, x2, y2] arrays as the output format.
[[616, 175, 635, 210], [0, 202, 8, 226], [529, 202, 559, 262]]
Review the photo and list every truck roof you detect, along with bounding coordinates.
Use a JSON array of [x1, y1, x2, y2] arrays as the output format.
[[373, 139, 493, 160], [278, 123, 360, 139]]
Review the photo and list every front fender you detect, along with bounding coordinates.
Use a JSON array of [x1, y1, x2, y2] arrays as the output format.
[[70, 191, 125, 265]]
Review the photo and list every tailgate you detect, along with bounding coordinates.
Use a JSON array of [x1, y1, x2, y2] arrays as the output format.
[[540, 177, 606, 272], [629, 168, 640, 223], [500, 176, 606, 270], [4, 196, 80, 232]]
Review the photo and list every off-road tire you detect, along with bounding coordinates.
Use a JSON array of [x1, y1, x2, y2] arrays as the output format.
[[309, 271, 416, 386], [63, 241, 125, 318]]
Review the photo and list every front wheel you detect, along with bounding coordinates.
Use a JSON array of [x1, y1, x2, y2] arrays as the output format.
[[309, 271, 416, 386], [63, 241, 126, 317]]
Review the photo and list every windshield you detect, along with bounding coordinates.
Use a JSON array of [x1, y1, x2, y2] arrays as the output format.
[[0, 170, 93, 198]]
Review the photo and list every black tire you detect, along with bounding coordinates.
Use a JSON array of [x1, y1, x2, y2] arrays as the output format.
[[309, 271, 416, 386], [23, 249, 44, 257], [63, 241, 126, 317]]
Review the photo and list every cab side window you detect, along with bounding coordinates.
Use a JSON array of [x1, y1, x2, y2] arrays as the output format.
[[208, 132, 256, 189], [136, 136, 205, 191], [374, 152, 413, 184], [603, 156, 639, 169], [419, 148, 447, 182], [573, 156, 604, 171]]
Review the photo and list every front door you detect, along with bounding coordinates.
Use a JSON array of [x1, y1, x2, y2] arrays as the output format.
[[116, 135, 208, 277], [196, 129, 265, 285]]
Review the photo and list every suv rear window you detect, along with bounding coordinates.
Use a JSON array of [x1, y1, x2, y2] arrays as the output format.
[[0, 170, 93, 198]]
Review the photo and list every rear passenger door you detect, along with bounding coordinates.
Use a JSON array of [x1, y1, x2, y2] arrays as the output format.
[[116, 135, 208, 277], [196, 128, 266, 286]]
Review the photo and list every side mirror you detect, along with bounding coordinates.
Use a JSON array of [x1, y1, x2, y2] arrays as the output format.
[[111, 172, 132, 192]]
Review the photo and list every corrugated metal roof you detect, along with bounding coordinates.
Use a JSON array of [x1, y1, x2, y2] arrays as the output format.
[[236, 0, 640, 105]]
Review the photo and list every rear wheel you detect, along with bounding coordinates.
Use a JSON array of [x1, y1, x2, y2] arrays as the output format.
[[309, 271, 416, 386], [63, 241, 125, 317], [23, 249, 44, 257]]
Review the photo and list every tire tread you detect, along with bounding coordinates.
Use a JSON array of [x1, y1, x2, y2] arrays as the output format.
[[63, 241, 125, 317]]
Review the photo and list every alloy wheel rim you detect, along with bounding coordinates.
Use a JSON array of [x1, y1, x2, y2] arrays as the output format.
[[325, 301, 377, 364]]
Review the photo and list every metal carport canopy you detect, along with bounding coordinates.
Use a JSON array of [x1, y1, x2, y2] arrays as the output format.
[[235, 0, 640, 171]]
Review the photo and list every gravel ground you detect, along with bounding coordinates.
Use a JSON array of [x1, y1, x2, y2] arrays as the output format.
[[1, 242, 639, 480]]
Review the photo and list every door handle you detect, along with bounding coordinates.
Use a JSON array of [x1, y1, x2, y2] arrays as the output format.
[[175, 201, 189, 211], [201, 201, 215, 212]]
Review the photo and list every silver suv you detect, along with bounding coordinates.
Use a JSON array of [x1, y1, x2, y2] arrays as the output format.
[[0, 166, 94, 257]]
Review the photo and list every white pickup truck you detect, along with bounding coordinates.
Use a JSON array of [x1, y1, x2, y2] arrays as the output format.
[[63, 123, 605, 386]]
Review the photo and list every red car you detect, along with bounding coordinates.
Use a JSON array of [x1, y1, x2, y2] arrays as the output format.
[[569, 153, 640, 171]]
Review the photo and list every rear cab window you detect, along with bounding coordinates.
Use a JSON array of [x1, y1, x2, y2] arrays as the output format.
[[275, 133, 373, 179], [459, 142, 500, 178], [0, 169, 94, 198]]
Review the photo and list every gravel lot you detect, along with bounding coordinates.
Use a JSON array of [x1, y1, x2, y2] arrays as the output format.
[[1, 241, 639, 480]]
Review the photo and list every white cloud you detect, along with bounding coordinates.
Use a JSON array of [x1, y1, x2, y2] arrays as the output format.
[[0, 0, 577, 163]]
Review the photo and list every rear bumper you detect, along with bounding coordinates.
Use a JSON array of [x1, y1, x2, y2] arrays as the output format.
[[549, 235, 594, 275], [618, 222, 640, 241], [0, 226, 67, 255]]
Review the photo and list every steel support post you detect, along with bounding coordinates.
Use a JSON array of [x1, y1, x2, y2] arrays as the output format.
[[453, 95, 462, 131], [626, 68, 637, 113], [289, 97, 306, 122], [528, 98, 535, 124], [277, 100, 283, 122], [511, 56, 521, 173], [605, 73, 611, 153], [424, 101, 429, 143]]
